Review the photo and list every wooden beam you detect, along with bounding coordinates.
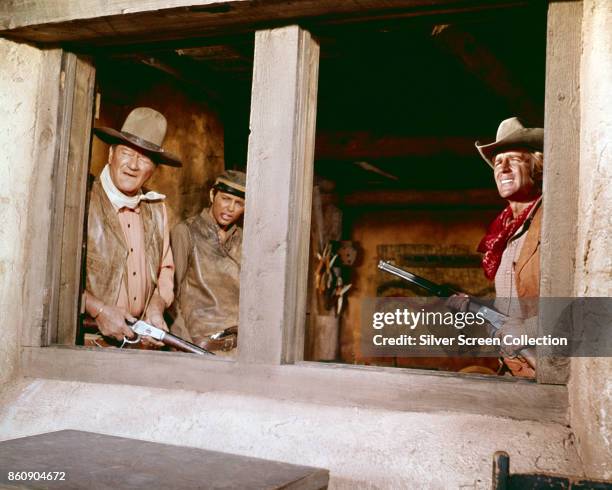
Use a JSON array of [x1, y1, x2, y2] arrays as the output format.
[[316, 132, 476, 160], [134, 54, 225, 105], [0, 0, 535, 46], [239, 25, 319, 365], [21, 346, 569, 424], [177, 44, 251, 65], [537, 1, 582, 385], [56, 55, 96, 345], [432, 24, 541, 123], [20, 49, 63, 348], [42, 51, 77, 346], [343, 189, 504, 208]]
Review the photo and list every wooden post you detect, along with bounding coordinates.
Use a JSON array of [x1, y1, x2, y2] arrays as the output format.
[[538, 1, 582, 384], [20, 48, 63, 348], [43, 52, 95, 346], [43, 51, 77, 345], [239, 25, 319, 365], [55, 55, 96, 345]]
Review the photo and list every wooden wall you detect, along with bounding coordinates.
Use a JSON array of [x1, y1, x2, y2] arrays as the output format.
[[340, 206, 501, 369]]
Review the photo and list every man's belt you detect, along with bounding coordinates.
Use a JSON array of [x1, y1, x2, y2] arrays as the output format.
[[198, 326, 238, 352]]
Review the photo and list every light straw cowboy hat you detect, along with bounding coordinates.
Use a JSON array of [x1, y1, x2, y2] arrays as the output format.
[[93, 107, 181, 167], [476, 117, 543, 168]]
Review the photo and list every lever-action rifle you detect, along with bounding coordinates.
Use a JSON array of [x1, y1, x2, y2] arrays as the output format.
[[378, 260, 508, 328], [377, 260, 535, 366], [125, 320, 214, 356]]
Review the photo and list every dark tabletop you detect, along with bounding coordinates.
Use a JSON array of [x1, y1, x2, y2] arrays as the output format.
[[0, 430, 328, 489]]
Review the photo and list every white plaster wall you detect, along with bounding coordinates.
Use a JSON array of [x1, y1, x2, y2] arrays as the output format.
[[0, 39, 44, 386], [0, 379, 582, 489], [570, 0, 612, 480]]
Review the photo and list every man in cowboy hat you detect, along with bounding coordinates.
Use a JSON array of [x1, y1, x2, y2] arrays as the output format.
[[450, 117, 543, 377], [83, 107, 181, 348], [170, 170, 246, 354]]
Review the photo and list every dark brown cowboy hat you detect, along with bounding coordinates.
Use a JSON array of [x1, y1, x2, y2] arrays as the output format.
[[93, 107, 182, 167], [213, 170, 247, 199], [476, 117, 543, 168]]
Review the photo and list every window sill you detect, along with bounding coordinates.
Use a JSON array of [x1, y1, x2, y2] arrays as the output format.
[[21, 346, 567, 424]]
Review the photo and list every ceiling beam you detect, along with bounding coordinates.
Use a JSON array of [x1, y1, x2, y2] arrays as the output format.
[[315, 132, 476, 159], [343, 189, 503, 207], [0, 0, 534, 46], [431, 24, 541, 122]]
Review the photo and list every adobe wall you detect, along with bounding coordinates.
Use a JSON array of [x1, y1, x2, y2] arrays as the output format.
[[0, 379, 582, 489], [0, 39, 44, 387], [569, 0, 612, 479]]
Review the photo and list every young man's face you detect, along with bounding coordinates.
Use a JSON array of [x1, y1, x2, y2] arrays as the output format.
[[108, 144, 155, 196], [210, 190, 245, 228], [493, 150, 537, 201]]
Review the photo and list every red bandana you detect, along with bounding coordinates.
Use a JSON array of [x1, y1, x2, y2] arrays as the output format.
[[478, 198, 540, 280]]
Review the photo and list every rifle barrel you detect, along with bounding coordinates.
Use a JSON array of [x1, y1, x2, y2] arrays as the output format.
[[162, 332, 214, 356], [378, 260, 446, 296]]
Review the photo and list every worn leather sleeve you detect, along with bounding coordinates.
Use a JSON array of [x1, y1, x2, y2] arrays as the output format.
[[155, 203, 175, 308], [170, 222, 192, 297]]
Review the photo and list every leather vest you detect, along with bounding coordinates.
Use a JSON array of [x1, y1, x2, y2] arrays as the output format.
[[86, 180, 165, 309], [172, 211, 242, 342], [515, 204, 542, 299]]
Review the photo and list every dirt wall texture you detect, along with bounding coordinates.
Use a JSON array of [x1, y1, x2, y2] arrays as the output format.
[[569, 0, 612, 479], [0, 39, 44, 386]]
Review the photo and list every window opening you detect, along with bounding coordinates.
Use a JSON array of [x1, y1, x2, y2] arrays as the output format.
[[304, 7, 547, 379], [76, 36, 254, 360]]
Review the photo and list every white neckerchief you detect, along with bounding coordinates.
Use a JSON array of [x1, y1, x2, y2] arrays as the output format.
[[100, 164, 165, 210]]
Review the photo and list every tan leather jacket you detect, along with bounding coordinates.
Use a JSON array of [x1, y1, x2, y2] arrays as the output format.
[[171, 209, 242, 343], [86, 180, 165, 308], [515, 204, 542, 299], [503, 203, 541, 378]]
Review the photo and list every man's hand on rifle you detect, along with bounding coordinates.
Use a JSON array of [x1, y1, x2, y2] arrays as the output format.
[[495, 317, 537, 376], [95, 304, 137, 342], [445, 293, 470, 312], [494, 318, 525, 356], [142, 293, 169, 348]]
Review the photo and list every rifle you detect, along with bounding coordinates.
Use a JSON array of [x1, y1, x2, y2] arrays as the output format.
[[377, 260, 535, 366], [124, 320, 214, 356]]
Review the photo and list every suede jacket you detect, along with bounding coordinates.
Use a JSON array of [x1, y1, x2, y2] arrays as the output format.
[[515, 204, 542, 299], [86, 180, 165, 309], [171, 209, 242, 344]]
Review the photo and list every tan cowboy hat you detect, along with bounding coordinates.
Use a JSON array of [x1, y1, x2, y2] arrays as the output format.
[[93, 107, 181, 167], [476, 117, 543, 168]]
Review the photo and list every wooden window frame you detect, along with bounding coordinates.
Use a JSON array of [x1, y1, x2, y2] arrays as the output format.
[[14, 0, 582, 424]]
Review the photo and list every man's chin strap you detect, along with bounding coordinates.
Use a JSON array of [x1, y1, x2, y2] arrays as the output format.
[[100, 164, 165, 210]]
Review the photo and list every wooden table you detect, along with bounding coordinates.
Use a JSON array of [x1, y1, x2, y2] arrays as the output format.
[[0, 430, 329, 489]]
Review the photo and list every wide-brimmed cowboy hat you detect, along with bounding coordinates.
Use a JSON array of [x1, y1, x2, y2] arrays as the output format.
[[93, 107, 181, 167], [476, 117, 543, 168]]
